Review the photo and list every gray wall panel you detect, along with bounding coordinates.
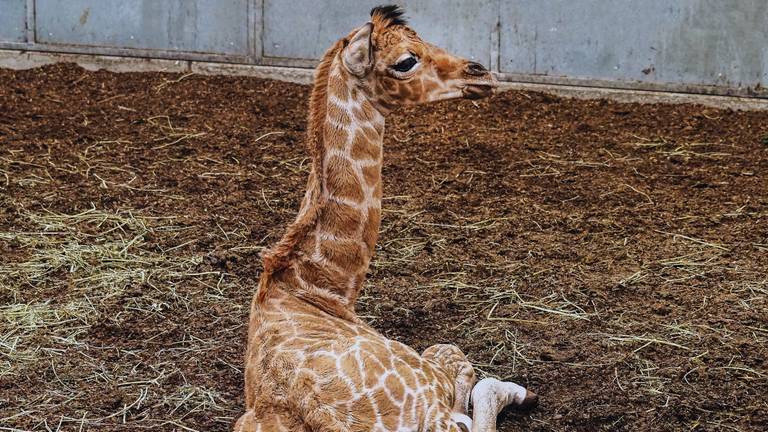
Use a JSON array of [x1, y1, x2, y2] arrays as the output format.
[[0, 0, 27, 43], [263, 0, 496, 65], [35, 0, 250, 55], [2, 0, 766, 97], [500, 0, 768, 90]]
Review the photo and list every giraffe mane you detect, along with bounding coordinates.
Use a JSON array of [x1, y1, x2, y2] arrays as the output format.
[[370, 5, 407, 27], [257, 39, 345, 302]]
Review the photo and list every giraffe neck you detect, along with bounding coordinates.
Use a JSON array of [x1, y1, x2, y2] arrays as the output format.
[[262, 44, 385, 319]]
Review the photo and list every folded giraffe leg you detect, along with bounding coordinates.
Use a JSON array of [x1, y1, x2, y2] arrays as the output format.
[[422, 344, 477, 431], [469, 378, 538, 432]]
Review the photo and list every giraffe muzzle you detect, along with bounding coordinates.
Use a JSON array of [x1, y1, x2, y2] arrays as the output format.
[[462, 78, 498, 100], [460, 61, 497, 99], [465, 62, 489, 77]]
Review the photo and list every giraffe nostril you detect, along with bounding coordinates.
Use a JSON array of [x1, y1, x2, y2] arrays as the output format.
[[465, 62, 488, 76]]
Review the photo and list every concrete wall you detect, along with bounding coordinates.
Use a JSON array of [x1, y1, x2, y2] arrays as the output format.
[[0, 0, 27, 43], [1, 0, 766, 98], [500, 0, 768, 96], [36, 0, 252, 55]]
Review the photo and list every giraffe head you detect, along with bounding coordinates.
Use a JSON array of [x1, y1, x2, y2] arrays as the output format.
[[341, 5, 497, 110]]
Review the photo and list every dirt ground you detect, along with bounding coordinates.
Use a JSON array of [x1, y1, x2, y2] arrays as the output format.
[[1, 63, 767, 431]]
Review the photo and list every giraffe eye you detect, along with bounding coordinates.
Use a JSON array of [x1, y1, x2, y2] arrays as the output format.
[[392, 56, 418, 73]]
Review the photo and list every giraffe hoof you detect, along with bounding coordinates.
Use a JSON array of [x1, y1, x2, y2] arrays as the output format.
[[451, 413, 472, 432], [518, 389, 539, 411]]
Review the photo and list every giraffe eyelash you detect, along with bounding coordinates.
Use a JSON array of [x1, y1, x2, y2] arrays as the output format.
[[393, 57, 417, 72], [389, 54, 420, 78]]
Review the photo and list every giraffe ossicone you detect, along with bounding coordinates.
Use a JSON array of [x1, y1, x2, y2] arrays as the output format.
[[237, 6, 537, 431]]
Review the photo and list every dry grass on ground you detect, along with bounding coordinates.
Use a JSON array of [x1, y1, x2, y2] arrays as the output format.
[[1, 64, 767, 431]]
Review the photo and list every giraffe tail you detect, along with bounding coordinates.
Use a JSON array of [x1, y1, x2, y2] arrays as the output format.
[[254, 252, 284, 304], [254, 271, 273, 304]]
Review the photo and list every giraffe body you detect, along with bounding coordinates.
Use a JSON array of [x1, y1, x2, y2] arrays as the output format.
[[237, 7, 536, 432], [239, 288, 471, 432]]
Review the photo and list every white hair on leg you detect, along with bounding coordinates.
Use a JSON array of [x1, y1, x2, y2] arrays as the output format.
[[469, 378, 538, 432]]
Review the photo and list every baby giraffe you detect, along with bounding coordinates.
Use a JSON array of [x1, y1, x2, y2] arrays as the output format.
[[237, 6, 537, 432]]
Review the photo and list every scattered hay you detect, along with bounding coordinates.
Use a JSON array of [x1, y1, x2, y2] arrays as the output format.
[[626, 135, 734, 160], [0, 206, 238, 429]]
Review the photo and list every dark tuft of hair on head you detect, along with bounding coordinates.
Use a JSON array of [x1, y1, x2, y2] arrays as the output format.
[[370, 5, 407, 27]]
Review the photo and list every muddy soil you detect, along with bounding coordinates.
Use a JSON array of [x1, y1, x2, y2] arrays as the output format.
[[1, 64, 767, 431]]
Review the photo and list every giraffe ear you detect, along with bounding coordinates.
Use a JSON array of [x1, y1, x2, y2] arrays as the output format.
[[342, 23, 374, 77]]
